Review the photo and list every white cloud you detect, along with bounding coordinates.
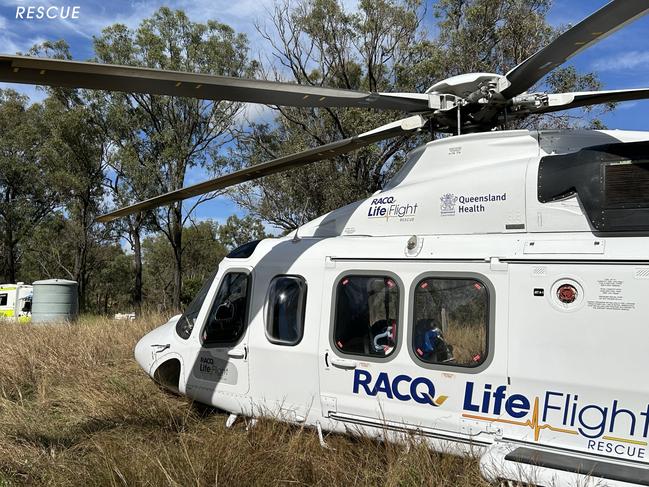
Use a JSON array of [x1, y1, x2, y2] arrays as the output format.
[[592, 50, 649, 72], [235, 102, 275, 125], [0, 82, 47, 102], [615, 101, 639, 110], [0, 26, 46, 55]]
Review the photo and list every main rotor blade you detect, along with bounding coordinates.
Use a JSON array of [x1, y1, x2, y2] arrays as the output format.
[[0, 55, 429, 113], [528, 88, 649, 115], [96, 115, 427, 223], [500, 1, 649, 100]]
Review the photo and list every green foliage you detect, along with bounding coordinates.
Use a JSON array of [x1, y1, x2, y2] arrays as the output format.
[[217, 214, 270, 250], [143, 220, 227, 309], [433, 0, 554, 75], [85, 244, 133, 313], [18, 214, 131, 314], [42, 98, 109, 310], [141, 216, 268, 309], [0, 90, 56, 282]]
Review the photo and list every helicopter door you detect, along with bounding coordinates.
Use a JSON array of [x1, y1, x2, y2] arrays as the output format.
[[318, 261, 508, 445], [186, 268, 252, 407]]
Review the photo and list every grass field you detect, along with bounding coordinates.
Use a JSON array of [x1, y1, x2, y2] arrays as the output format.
[[0, 315, 500, 486]]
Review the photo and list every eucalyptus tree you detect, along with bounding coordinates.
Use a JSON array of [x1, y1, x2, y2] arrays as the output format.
[[142, 220, 227, 309], [41, 95, 110, 310], [103, 140, 158, 313], [19, 40, 110, 310], [94, 7, 256, 309], [0, 90, 56, 283]]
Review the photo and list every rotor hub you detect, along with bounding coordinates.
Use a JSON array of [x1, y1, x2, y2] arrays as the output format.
[[426, 73, 505, 99]]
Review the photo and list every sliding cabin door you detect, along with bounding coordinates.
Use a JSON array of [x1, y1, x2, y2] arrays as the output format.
[[318, 259, 509, 447]]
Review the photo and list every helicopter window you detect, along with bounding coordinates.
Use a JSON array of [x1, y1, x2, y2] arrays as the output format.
[[334, 275, 399, 358], [412, 278, 488, 368], [175, 269, 218, 339], [0, 293, 7, 306], [202, 272, 250, 345], [227, 240, 262, 259], [266, 276, 307, 346]]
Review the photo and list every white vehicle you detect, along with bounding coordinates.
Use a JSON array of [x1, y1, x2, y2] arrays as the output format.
[[0, 283, 33, 321], [2, 1, 649, 484]]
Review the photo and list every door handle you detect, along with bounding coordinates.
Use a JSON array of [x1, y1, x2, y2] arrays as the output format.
[[330, 358, 358, 370], [227, 348, 246, 359]]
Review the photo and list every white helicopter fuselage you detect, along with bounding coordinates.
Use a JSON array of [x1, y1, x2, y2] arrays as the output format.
[[135, 129, 649, 486]]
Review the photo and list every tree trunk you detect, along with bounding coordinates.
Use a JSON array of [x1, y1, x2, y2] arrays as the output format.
[[74, 216, 89, 312], [75, 244, 88, 312], [171, 203, 183, 311], [131, 224, 143, 315], [3, 229, 17, 283]]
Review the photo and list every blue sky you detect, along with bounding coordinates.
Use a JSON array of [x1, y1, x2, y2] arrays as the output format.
[[1, 0, 648, 230]]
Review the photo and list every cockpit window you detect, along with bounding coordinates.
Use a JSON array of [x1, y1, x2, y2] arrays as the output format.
[[175, 269, 218, 339], [333, 275, 399, 358], [202, 272, 250, 345], [412, 278, 488, 367]]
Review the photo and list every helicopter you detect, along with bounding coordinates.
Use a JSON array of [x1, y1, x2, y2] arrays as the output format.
[[2, 1, 649, 485]]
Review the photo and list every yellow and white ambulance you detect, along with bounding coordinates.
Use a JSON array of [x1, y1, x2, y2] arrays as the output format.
[[0, 283, 33, 322]]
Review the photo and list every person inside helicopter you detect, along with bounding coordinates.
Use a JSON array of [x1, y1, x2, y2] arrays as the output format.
[[414, 318, 454, 363], [334, 276, 398, 357]]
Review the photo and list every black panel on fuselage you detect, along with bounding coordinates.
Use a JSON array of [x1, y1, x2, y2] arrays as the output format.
[[538, 141, 649, 233]]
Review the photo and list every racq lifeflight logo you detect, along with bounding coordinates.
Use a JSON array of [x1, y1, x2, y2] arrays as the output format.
[[15, 5, 80, 19], [367, 196, 418, 222], [463, 381, 649, 460], [352, 370, 649, 461]]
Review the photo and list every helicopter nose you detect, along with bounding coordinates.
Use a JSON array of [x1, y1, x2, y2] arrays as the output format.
[[133, 314, 181, 375], [134, 334, 153, 375]]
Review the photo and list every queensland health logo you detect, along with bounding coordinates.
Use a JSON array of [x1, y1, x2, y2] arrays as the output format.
[[440, 193, 458, 216], [367, 196, 418, 222], [440, 192, 506, 216]]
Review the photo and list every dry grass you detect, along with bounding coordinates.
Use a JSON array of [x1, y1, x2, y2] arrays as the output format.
[[444, 323, 487, 365], [0, 315, 496, 486]]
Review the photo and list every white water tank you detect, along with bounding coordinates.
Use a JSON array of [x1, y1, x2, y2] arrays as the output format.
[[32, 279, 79, 323]]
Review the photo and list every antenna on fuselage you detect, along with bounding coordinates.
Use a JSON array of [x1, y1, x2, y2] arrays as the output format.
[[292, 226, 301, 243]]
